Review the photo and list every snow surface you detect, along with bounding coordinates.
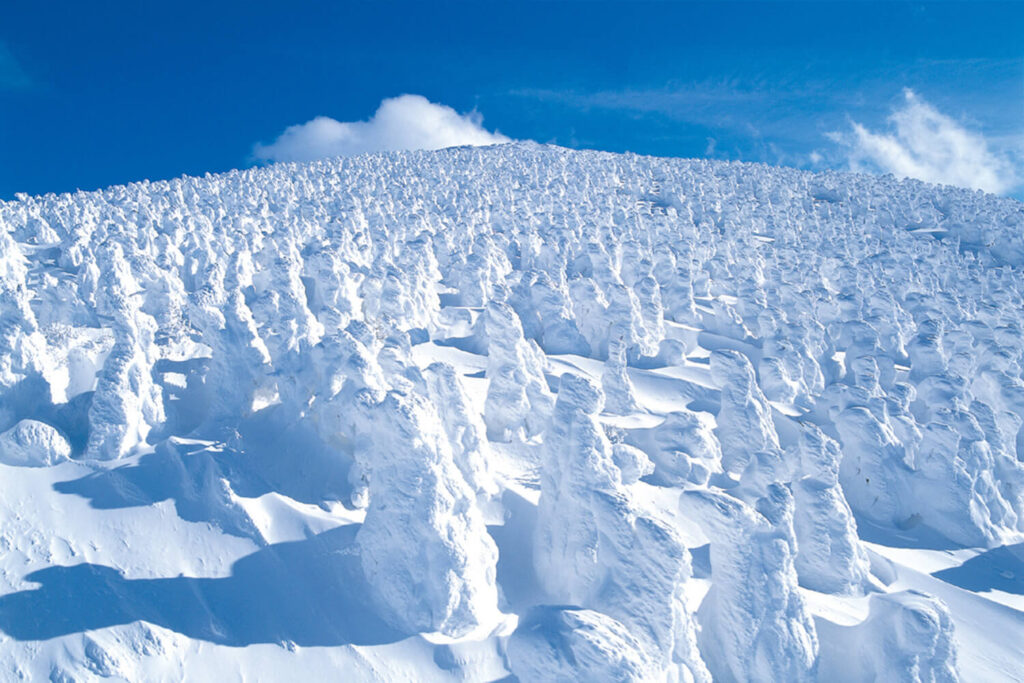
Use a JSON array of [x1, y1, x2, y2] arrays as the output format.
[[0, 141, 1023, 681]]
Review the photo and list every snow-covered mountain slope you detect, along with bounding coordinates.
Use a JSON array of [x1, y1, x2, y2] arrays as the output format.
[[1, 142, 1023, 681]]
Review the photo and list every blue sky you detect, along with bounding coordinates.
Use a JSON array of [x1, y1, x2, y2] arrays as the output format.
[[1, 1, 1022, 199]]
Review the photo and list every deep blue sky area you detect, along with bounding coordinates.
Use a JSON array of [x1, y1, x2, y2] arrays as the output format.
[[1, 1, 1022, 199]]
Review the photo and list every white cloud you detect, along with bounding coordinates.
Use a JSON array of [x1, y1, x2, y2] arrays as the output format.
[[833, 89, 1020, 195], [253, 94, 511, 163]]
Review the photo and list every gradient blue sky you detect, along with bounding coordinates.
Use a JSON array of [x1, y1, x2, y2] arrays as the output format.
[[1, 1, 1022, 199]]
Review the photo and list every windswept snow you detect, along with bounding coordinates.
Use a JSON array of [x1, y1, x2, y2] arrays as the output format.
[[0, 142, 1023, 680]]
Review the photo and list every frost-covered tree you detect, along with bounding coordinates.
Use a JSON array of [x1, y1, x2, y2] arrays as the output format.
[[534, 373, 709, 681], [483, 301, 554, 441], [790, 425, 870, 594], [624, 410, 723, 487], [353, 389, 501, 637], [681, 486, 819, 682], [710, 349, 780, 474], [602, 322, 641, 415]]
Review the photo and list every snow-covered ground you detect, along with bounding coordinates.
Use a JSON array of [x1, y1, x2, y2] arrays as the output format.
[[0, 142, 1022, 681]]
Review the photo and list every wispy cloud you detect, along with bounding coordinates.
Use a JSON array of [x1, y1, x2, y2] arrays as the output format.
[[253, 95, 511, 164], [0, 43, 31, 90], [511, 79, 803, 129], [830, 89, 1020, 195], [509, 65, 1024, 195], [509, 78, 849, 167]]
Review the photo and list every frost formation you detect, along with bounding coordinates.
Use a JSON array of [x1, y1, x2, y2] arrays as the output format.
[[0, 142, 1021, 680]]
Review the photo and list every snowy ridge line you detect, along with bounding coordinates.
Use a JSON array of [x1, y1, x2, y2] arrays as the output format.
[[0, 141, 1021, 681]]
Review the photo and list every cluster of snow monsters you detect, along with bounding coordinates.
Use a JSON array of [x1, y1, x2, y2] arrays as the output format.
[[3, 142, 1023, 680]]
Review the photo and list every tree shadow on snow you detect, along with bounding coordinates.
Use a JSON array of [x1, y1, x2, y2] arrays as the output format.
[[853, 514, 962, 552], [932, 543, 1024, 596], [0, 524, 408, 647], [54, 404, 357, 542], [54, 439, 263, 540], [488, 489, 546, 611], [0, 374, 94, 456]]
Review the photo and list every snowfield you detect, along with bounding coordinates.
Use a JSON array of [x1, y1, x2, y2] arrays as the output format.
[[0, 142, 1023, 681]]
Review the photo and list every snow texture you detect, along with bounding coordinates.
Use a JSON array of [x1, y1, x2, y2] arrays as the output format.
[[818, 590, 959, 682], [0, 142, 1021, 680]]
